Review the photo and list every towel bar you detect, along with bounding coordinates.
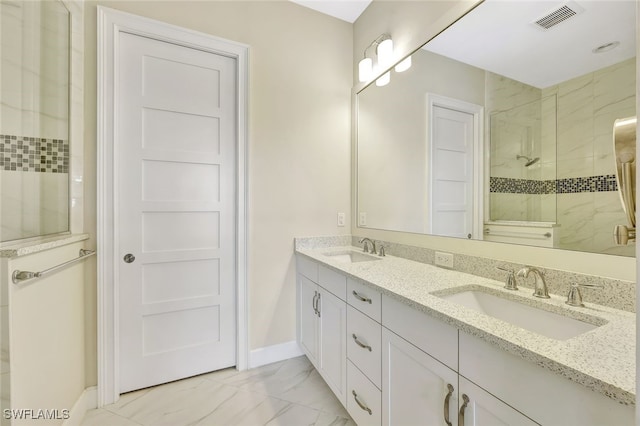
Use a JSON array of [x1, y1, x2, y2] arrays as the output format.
[[12, 249, 96, 285]]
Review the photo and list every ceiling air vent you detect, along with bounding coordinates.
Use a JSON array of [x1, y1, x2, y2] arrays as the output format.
[[533, 1, 584, 30]]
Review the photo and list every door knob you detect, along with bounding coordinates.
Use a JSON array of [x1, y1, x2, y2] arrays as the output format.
[[123, 253, 136, 263]]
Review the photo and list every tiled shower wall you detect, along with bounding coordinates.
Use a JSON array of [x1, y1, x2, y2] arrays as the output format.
[[0, 1, 70, 243], [487, 59, 635, 256], [548, 58, 635, 256]]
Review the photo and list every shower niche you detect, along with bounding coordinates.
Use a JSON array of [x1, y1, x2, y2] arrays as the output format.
[[0, 0, 71, 244]]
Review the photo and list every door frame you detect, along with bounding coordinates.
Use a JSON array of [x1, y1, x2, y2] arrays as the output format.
[[425, 93, 484, 239], [96, 6, 249, 406]]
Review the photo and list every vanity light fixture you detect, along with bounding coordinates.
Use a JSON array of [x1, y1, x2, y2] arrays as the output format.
[[358, 33, 410, 86]]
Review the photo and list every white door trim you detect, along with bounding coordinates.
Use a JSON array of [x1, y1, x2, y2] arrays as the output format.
[[96, 6, 249, 407], [425, 93, 484, 239]]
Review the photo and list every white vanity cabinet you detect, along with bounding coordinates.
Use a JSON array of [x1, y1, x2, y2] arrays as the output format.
[[296, 257, 347, 405], [382, 328, 459, 426], [381, 294, 538, 426], [296, 255, 634, 426], [458, 377, 538, 426]]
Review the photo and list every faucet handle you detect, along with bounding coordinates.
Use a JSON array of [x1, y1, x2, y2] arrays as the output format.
[[496, 266, 518, 291], [565, 283, 604, 307], [378, 244, 386, 257], [362, 241, 370, 253]]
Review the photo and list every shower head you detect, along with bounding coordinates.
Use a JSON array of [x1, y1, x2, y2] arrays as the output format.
[[516, 155, 540, 167]]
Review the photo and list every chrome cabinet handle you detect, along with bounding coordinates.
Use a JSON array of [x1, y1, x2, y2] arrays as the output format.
[[352, 290, 372, 304], [123, 253, 135, 263], [459, 394, 469, 426], [352, 334, 372, 352], [444, 383, 454, 426], [317, 293, 321, 318], [352, 390, 372, 415], [312, 291, 318, 315]]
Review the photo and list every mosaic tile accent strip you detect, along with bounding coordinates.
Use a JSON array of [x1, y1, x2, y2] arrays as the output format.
[[0, 134, 69, 173], [490, 177, 553, 194], [490, 175, 617, 195], [556, 175, 618, 193]]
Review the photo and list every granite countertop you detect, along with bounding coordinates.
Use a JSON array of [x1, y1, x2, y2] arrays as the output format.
[[0, 234, 89, 258], [296, 245, 636, 406]]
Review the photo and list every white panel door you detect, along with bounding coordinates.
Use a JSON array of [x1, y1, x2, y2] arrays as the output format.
[[318, 288, 347, 404], [431, 105, 474, 239], [458, 377, 539, 426], [298, 275, 319, 367], [118, 32, 237, 393], [382, 328, 459, 426]]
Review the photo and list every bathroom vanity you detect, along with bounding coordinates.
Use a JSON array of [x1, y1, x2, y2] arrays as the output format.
[[295, 240, 634, 425]]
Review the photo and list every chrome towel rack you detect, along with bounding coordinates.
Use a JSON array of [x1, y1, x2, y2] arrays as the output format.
[[12, 249, 96, 285], [484, 229, 552, 239]]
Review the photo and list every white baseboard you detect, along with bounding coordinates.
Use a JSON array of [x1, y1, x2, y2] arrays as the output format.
[[249, 340, 303, 369], [63, 386, 97, 426]]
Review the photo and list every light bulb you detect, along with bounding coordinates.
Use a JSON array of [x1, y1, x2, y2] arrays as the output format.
[[377, 38, 393, 68], [395, 55, 412, 73], [358, 57, 373, 82], [376, 72, 390, 87]]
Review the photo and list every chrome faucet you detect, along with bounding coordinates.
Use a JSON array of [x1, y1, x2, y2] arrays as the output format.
[[358, 237, 377, 255], [517, 266, 550, 299]]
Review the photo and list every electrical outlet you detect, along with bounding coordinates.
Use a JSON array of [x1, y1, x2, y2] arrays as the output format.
[[359, 212, 367, 226], [435, 251, 454, 268], [337, 212, 345, 227]]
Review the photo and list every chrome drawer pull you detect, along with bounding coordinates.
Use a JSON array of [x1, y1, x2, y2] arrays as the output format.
[[352, 290, 372, 304], [459, 394, 469, 426], [352, 390, 372, 415], [443, 383, 454, 426], [312, 291, 318, 315], [352, 334, 372, 352]]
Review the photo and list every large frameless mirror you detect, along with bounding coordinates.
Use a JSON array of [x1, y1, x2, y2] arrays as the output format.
[[356, 0, 636, 257]]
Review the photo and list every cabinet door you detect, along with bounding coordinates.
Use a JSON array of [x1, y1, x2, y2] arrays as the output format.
[[382, 328, 458, 426], [298, 275, 318, 366], [458, 377, 538, 426], [318, 287, 347, 404]]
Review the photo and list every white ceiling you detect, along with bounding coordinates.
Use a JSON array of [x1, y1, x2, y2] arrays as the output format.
[[289, 0, 371, 23], [423, 0, 636, 89]]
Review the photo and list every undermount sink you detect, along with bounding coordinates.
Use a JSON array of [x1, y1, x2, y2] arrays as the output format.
[[322, 250, 381, 263], [438, 289, 604, 340]]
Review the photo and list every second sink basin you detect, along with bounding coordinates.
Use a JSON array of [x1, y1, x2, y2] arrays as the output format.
[[323, 250, 381, 263], [438, 289, 603, 340]]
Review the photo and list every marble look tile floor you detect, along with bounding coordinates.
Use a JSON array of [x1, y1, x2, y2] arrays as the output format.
[[81, 356, 355, 426]]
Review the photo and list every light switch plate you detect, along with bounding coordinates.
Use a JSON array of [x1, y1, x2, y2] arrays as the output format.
[[435, 251, 454, 268], [337, 212, 345, 227]]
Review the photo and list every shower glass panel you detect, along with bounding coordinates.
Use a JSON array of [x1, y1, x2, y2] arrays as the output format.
[[489, 95, 557, 223], [0, 0, 70, 243]]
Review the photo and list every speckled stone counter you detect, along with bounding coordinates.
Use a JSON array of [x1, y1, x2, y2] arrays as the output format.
[[295, 243, 635, 406], [0, 234, 89, 258]]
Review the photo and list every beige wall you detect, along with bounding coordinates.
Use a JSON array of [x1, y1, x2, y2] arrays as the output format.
[[84, 1, 352, 386], [352, 0, 636, 282]]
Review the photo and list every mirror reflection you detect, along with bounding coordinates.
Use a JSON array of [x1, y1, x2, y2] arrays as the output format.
[[356, 0, 636, 256]]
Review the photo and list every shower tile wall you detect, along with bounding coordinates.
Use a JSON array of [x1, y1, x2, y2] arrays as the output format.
[[547, 58, 635, 256], [486, 73, 557, 223], [487, 60, 635, 256], [0, 1, 70, 242]]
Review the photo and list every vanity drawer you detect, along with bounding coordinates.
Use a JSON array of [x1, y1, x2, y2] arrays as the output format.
[[382, 294, 458, 371], [347, 360, 382, 426], [297, 256, 318, 282], [347, 305, 382, 388], [347, 279, 382, 322], [319, 265, 347, 300]]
